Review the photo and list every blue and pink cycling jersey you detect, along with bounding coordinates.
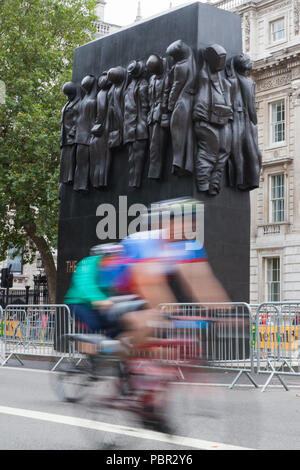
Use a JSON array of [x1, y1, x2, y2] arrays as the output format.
[[98, 232, 208, 293]]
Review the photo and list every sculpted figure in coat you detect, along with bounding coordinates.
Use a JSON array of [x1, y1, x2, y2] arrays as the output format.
[[123, 60, 149, 188], [73, 75, 97, 192], [166, 40, 197, 175], [89, 72, 112, 188], [146, 54, 170, 180], [59, 82, 79, 187], [226, 53, 262, 191], [193, 44, 233, 196], [107, 66, 128, 150]]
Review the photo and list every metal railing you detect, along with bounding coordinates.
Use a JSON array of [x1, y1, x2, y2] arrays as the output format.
[[208, 0, 248, 10], [160, 302, 259, 388], [253, 302, 300, 391], [0, 306, 4, 364], [0, 287, 49, 309], [1, 305, 71, 368], [1, 301, 300, 392]]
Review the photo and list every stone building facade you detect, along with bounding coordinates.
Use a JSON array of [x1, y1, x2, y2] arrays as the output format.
[[211, 0, 300, 303], [94, 0, 121, 38]]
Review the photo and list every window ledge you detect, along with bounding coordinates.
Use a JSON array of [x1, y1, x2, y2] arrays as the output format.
[[262, 157, 293, 167], [257, 222, 290, 236], [266, 38, 288, 50], [265, 143, 287, 151]]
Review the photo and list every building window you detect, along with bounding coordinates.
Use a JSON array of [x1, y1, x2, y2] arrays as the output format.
[[270, 18, 285, 43], [270, 100, 285, 144], [7, 248, 22, 274], [270, 174, 285, 223], [266, 257, 280, 302]]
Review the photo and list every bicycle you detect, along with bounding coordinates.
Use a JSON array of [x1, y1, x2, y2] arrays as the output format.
[[51, 312, 209, 438]]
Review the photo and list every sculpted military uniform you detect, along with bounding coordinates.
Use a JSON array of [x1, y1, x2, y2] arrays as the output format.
[[167, 40, 197, 176], [107, 66, 128, 150], [59, 82, 79, 186], [89, 72, 112, 188], [123, 61, 149, 188], [226, 54, 262, 191], [193, 44, 233, 196], [74, 75, 97, 192], [146, 54, 170, 180]]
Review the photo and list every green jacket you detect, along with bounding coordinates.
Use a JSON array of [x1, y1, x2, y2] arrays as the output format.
[[64, 255, 107, 307]]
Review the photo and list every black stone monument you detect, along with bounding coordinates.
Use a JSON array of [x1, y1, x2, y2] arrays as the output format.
[[56, 1, 250, 304]]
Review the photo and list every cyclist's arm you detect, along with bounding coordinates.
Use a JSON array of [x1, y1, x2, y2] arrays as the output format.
[[177, 261, 231, 306], [130, 261, 176, 309]]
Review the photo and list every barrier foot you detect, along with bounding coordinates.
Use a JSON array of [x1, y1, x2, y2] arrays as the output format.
[[178, 367, 185, 380], [261, 359, 289, 392], [229, 370, 259, 389], [261, 371, 289, 393], [276, 373, 289, 392], [1, 353, 24, 367], [51, 356, 66, 372], [277, 360, 296, 374]]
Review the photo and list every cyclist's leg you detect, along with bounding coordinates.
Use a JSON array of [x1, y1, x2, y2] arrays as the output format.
[[69, 304, 103, 331], [68, 304, 104, 354], [117, 308, 165, 349]]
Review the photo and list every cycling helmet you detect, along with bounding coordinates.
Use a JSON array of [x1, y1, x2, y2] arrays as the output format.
[[89, 243, 124, 257], [142, 197, 203, 222]]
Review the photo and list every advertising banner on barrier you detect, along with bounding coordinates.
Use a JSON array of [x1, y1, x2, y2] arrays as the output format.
[[3, 319, 22, 339], [255, 325, 300, 351]]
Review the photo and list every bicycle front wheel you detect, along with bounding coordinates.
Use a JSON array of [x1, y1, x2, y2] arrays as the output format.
[[52, 359, 91, 403]]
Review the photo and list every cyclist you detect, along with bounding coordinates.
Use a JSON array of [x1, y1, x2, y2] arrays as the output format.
[[121, 197, 231, 310], [64, 244, 156, 354]]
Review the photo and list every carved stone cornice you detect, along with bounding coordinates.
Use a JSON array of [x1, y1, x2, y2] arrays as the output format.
[[250, 50, 300, 91], [255, 71, 291, 92], [253, 48, 300, 74], [262, 157, 293, 167]]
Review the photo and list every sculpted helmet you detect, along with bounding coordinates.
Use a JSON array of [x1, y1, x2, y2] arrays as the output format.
[[204, 44, 227, 73]]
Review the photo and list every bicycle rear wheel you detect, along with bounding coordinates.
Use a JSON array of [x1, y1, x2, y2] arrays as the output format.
[[140, 386, 175, 435], [76, 362, 126, 450]]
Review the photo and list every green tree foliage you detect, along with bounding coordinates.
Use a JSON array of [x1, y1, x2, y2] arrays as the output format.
[[0, 0, 97, 302]]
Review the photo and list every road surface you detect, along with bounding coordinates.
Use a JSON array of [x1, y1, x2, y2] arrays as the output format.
[[1, 364, 300, 450]]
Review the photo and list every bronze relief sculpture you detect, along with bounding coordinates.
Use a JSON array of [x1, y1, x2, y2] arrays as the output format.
[[59, 82, 79, 186], [226, 53, 262, 191], [89, 72, 112, 188], [73, 75, 97, 192], [107, 66, 128, 150], [123, 60, 149, 188], [193, 44, 233, 196], [166, 40, 197, 176], [146, 54, 170, 180], [59, 40, 261, 196]]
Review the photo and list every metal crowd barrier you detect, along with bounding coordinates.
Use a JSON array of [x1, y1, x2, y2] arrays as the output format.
[[253, 302, 300, 392], [160, 302, 258, 389], [64, 301, 258, 389], [2, 301, 300, 393], [0, 306, 5, 364], [0, 305, 72, 369]]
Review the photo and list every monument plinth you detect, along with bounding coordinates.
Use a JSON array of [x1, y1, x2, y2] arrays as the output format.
[[57, 2, 256, 304]]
